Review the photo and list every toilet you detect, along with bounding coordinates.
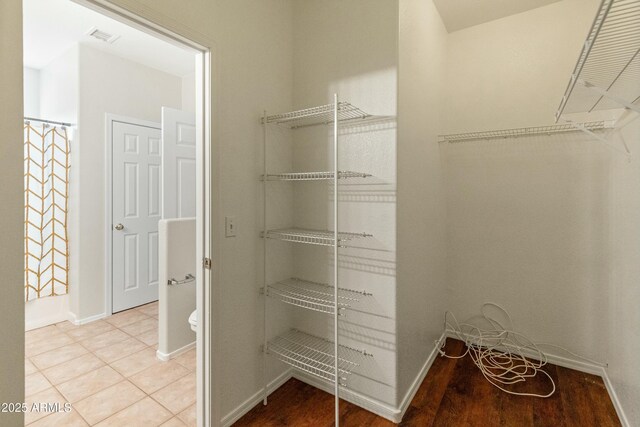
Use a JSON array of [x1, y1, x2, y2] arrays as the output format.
[[188, 310, 197, 332]]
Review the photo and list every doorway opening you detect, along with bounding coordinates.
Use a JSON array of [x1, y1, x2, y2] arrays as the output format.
[[22, 0, 211, 425]]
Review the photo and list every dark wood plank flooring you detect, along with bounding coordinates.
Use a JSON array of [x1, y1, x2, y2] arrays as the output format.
[[233, 339, 621, 426]]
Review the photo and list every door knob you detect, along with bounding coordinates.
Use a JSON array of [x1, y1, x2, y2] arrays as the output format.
[[114, 223, 124, 231]]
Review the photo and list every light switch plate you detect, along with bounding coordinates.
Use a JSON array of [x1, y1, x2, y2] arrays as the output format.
[[225, 216, 236, 237]]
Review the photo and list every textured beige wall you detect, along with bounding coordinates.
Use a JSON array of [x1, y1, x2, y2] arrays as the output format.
[[0, 0, 25, 425], [397, 0, 449, 406]]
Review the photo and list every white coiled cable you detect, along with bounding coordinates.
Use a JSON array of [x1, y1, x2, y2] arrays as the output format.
[[439, 303, 605, 398]]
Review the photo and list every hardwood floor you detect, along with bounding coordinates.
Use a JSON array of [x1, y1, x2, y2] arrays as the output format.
[[233, 339, 621, 427]]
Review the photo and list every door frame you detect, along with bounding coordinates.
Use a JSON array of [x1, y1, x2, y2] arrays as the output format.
[[78, 1, 217, 426], [104, 114, 161, 316]]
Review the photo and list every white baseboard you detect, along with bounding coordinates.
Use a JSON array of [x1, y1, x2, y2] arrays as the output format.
[[396, 332, 447, 422], [156, 341, 196, 361], [220, 369, 293, 427], [601, 370, 631, 427], [69, 312, 107, 326], [292, 371, 400, 423]]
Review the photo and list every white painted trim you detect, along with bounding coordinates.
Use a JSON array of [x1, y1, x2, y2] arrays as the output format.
[[396, 332, 447, 422], [292, 371, 399, 423], [69, 311, 106, 326], [156, 340, 196, 361], [220, 369, 293, 427], [104, 114, 161, 319]]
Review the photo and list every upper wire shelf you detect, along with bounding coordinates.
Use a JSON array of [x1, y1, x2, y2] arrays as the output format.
[[556, 0, 640, 120], [262, 228, 372, 247], [263, 102, 372, 129], [267, 329, 371, 387], [262, 171, 372, 181], [266, 277, 372, 315], [439, 121, 609, 143]]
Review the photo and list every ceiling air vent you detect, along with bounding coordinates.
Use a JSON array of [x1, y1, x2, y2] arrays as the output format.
[[86, 27, 120, 44]]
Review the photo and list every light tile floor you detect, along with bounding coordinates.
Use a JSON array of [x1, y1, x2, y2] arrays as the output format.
[[24, 302, 196, 426]]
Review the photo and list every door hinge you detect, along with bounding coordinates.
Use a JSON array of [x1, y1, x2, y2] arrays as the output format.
[[203, 257, 212, 270]]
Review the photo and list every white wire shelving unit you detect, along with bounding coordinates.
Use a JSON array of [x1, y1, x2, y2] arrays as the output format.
[[439, 121, 610, 143], [266, 329, 371, 387], [262, 102, 372, 129], [266, 278, 372, 315], [556, 0, 640, 121], [261, 96, 375, 426], [262, 171, 372, 181], [262, 228, 372, 247]]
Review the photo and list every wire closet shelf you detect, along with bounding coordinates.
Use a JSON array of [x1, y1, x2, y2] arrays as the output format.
[[266, 277, 372, 315], [262, 171, 372, 181], [262, 228, 372, 247], [439, 121, 609, 143], [555, 0, 640, 120], [266, 329, 369, 387], [262, 102, 372, 129]]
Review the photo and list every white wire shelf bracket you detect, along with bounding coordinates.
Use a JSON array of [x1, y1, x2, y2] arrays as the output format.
[[262, 171, 372, 181], [261, 228, 372, 247], [266, 277, 372, 315], [438, 121, 610, 143], [266, 329, 372, 387], [556, 0, 640, 120], [262, 102, 372, 129]]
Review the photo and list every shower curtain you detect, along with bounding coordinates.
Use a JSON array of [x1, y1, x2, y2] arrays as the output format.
[[24, 122, 70, 301]]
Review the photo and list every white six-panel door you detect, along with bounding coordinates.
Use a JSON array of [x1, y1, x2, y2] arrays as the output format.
[[112, 121, 162, 312], [161, 107, 196, 219]]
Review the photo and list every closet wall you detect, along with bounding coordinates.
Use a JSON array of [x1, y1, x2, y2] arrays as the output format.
[[442, 0, 638, 424], [442, 0, 609, 360], [608, 117, 640, 426], [291, 0, 399, 409], [217, 0, 295, 421]]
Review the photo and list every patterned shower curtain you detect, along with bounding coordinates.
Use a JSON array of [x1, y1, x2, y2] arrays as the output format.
[[24, 122, 70, 301]]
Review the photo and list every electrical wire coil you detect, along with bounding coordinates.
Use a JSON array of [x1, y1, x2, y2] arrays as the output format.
[[439, 303, 604, 398]]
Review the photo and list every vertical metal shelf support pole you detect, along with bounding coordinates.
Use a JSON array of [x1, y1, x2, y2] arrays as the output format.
[[262, 110, 268, 406], [332, 93, 340, 426]]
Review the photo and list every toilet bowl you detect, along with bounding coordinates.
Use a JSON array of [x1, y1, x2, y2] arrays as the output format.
[[188, 310, 197, 332]]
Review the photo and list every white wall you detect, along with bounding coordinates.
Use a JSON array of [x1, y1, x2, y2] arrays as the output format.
[[181, 71, 196, 114], [75, 45, 182, 320], [23, 67, 40, 117], [0, 1, 25, 424], [442, 0, 639, 423], [443, 0, 599, 132], [396, 0, 448, 408], [158, 218, 196, 358], [214, 1, 295, 418], [39, 46, 79, 125], [608, 118, 640, 426]]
